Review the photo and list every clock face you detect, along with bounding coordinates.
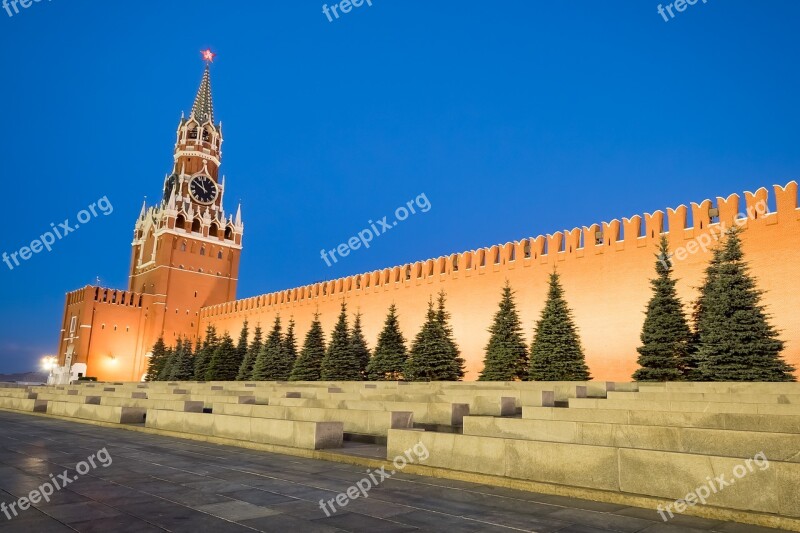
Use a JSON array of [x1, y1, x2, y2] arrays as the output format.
[[189, 175, 218, 205]]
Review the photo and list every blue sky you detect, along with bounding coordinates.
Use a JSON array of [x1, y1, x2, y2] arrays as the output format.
[[1, 1, 799, 372]]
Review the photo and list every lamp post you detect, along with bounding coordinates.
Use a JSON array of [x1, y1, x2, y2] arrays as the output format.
[[41, 356, 57, 385]]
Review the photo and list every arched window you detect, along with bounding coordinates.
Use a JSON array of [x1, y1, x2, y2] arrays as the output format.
[[191, 219, 201, 233], [180, 242, 187, 252], [217, 250, 223, 259], [200, 247, 206, 256]]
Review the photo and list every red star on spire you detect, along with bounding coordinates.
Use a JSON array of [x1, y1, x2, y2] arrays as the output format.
[[201, 49, 216, 63]]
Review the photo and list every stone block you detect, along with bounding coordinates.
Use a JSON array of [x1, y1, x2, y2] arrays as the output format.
[[47, 401, 145, 424]]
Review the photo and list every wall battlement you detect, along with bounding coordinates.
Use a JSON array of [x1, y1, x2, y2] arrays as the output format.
[[200, 182, 798, 321]]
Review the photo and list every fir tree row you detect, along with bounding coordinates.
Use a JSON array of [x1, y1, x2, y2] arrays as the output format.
[[477, 274, 591, 382], [145, 292, 466, 382], [633, 229, 794, 382], [146, 228, 793, 383]]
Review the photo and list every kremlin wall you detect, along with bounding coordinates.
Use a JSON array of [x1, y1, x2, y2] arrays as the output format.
[[199, 182, 800, 382], [53, 63, 800, 383]]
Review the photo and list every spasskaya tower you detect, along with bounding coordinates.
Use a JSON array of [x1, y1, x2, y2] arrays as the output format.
[[54, 51, 243, 382]]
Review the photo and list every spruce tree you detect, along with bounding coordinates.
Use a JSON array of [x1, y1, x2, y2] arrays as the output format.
[[158, 344, 177, 381], [233, 320, 249, 378], [205, 333, 238, 381], [321, 303, 361, 380], [529, 272, 591, 381], [193, 325, 218, 381], [688, 247, 723, 381], [145, 337, 169, 382], [252, 316, 293, 380], [237, 324, 263, 381], [283, 318, 299, 372], [169, 338, 195, 381], [406, 298, 464, 381], [435, 291, 465, 380], [350, 312, 371, 379], [366, 304, 408, 381], [695, 227, 795, 381], [479, 281, 528, 381], [633, 237, 692, 381], [290, 313, 326, 381]]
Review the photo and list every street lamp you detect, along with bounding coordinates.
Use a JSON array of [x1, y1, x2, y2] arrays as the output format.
[[41, 356, 57, 372]]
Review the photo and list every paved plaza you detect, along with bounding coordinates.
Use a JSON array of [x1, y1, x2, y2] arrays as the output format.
[[0, 410, 788, 533]]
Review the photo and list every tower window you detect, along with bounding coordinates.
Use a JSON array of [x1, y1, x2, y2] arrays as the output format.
[[217, 251, 223, 259], [200, 247, 206, 256]]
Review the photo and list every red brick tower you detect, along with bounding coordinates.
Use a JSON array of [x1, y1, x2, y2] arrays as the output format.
[[54, 54, 243, 382], [129, 58, 243, 343]]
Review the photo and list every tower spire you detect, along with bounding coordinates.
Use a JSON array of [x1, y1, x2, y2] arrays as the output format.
[[191, 52, 215, 124]]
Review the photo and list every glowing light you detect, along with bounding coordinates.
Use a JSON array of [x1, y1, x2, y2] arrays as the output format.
[[201, 49, 216, 63], [41, 356, 57, 371], [108, 354, 118, 365]]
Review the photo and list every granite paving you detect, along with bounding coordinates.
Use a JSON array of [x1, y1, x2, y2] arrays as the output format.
[[0, 410, 789, 532]]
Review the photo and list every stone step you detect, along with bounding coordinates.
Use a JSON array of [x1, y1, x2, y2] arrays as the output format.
[[145, 409, 343, 450]]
